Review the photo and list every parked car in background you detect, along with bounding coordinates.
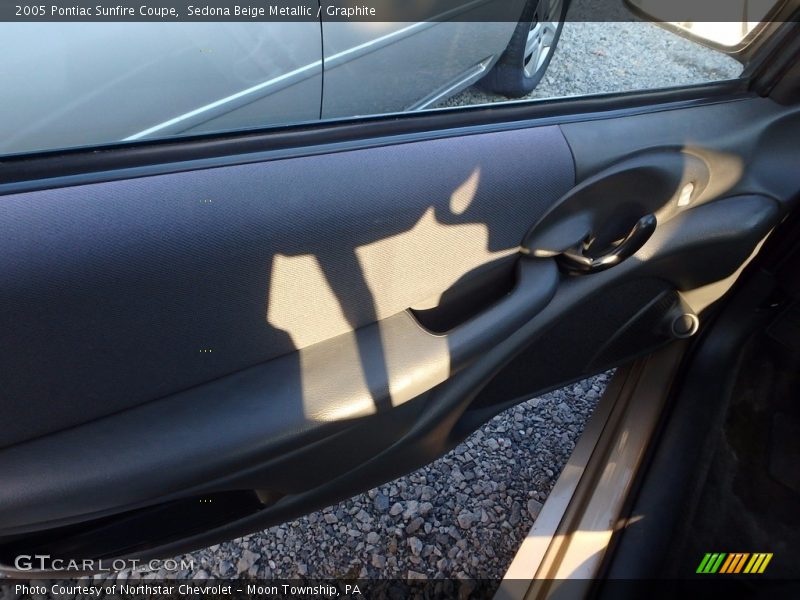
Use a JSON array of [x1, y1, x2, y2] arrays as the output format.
[[0, 0, 566, 155]]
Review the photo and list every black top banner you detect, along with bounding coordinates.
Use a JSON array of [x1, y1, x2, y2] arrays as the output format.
[[1, 0, 798, 22]]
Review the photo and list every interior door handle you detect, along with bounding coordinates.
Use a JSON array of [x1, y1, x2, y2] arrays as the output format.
[[557, 214, 657, 274]]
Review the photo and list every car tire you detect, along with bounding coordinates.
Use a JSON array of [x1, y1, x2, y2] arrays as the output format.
[[480, 0, 567, 98]]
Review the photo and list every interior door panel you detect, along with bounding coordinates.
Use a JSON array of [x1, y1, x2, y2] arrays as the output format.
[[1, 95, 799, 569], [0, 124, 573, 447]]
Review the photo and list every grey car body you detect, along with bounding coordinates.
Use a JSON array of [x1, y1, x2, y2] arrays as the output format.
[[0, 4, 524, 155]]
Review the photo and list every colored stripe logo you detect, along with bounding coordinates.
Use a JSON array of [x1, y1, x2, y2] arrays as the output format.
[[696, 553, 773, 574]]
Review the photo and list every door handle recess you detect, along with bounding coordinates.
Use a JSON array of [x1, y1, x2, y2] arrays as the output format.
[[557, 214, 657, 275]]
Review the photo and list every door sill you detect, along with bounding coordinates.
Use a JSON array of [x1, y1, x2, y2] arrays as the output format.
[[496, 341, 687, 600]]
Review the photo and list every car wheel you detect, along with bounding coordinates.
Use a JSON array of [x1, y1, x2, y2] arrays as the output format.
[[480, 0, 567, 98]]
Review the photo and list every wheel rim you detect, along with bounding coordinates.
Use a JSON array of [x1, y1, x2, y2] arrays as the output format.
[[523, 0, 562, 79]]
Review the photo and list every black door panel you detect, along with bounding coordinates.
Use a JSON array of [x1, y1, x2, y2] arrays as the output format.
[[0, 258, 558, 535], [0, 125, 573, 448], [1, 96, 798, 569]]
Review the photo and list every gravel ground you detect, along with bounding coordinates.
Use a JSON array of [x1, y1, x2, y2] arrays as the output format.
[[105, 373, 611, 582], [437, 21, 743, 109]]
